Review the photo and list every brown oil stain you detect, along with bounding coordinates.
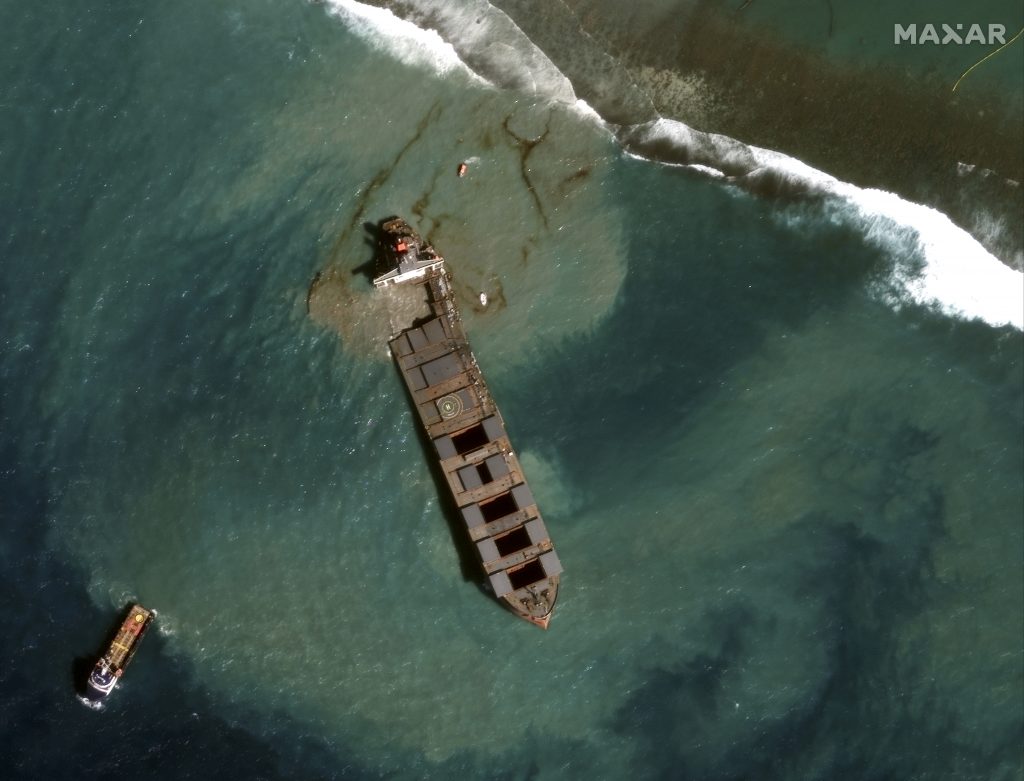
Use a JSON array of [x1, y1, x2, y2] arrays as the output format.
[[502, 112, 552, 230], [557, 166, 591, 196], [307, 103, 446, 355], [320, 101, 444, 278]]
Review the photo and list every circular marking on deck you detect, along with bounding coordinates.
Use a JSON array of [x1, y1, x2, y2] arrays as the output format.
[[438, 393, 463, 419]]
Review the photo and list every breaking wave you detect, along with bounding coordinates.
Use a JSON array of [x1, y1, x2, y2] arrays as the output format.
[[623, 119, 1024, 329], [321, 0, 488, 84], [322, 0, 573, 98], [317, 0, 1023, 331]]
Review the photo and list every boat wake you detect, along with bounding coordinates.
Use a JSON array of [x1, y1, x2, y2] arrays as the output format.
[[76, 695, 103, 711], [315, 0, 1023, 331], [156, 621, 175, 638]]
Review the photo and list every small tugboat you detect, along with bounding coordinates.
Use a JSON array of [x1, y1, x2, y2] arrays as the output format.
[[80, 603, 155, 709], [373, 217, 562, 628]]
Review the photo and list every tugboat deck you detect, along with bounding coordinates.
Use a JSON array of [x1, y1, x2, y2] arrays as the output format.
[[106, 605, 154, 669], [82, 603, 155, 707]]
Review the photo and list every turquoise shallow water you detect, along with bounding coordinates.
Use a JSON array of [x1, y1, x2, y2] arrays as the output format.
[[1, 1, 1021, 779]]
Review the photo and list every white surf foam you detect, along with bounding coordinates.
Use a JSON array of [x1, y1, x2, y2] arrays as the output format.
[[319, 0, 575, 100], [685, 163, 727, 179], [320, 0, 489, 84], [623, 119, 1023, 330], [842, 187, 1023, 329]]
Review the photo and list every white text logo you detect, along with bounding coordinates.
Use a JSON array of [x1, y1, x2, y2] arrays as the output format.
[[894, 23, 1006, 44]]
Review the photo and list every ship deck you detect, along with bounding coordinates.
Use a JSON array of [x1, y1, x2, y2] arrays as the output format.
[[387, 267, 562, 626], [105, 605, 154, 669]]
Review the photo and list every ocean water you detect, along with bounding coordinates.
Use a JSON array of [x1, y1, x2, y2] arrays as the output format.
[[1, 1, 1021, 780]]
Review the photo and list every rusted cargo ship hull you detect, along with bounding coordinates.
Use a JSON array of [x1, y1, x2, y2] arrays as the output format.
[[375, 219, 562, 627]]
